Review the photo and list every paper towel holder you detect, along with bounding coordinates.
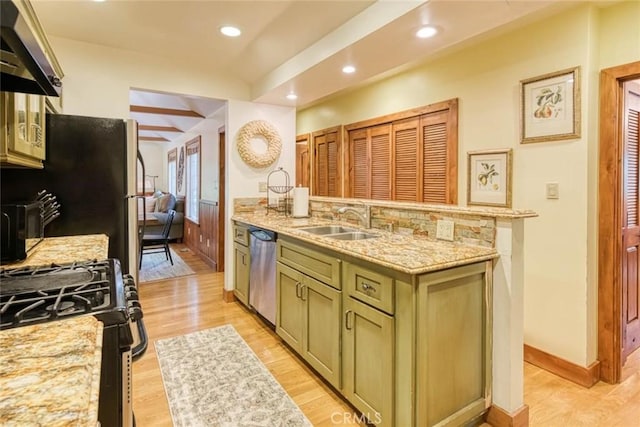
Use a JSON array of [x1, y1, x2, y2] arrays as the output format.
[[292, 185, 310, 218]]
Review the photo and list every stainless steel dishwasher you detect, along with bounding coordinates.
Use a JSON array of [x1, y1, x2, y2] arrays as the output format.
[[249, 227, 277, 325]]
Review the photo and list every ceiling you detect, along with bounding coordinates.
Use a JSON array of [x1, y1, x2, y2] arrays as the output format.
[[32, 0, 580, 144]]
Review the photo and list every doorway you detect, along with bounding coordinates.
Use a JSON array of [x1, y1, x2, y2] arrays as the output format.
[[598, 61, 640, 383]]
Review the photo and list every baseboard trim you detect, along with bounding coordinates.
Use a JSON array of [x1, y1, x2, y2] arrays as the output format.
[[524, 344, 600, 388], [486, 404, 529, 427], [222, 289, 236, 303]]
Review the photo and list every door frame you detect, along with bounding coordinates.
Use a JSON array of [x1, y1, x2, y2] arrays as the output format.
[[598, 61, 640, 383], [217, 125, 226, 272]]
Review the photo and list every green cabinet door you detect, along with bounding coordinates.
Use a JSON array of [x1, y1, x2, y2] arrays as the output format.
[[302, 275, 342, 389], [276, 262, 304, 353], [233, 242, 250, 306], [343, 296, 394, 427]]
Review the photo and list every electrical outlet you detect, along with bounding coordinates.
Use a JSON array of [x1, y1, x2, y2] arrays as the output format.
[[258, 181, 267, 192], [436, 220, 455, 241]]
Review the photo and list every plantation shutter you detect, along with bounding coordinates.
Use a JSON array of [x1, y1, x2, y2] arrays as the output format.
[[327, 131, 338, 196], [350, 129, 369, 199], [626, 103, 639, 228], [370, 124, 391, 200], [314, 134, 328, 196], [392, 118, 419, 201], [296, 134, 310, 188], [312, 126, 342, 197], [343, 98, 459, 203], [421, 111, 450, 203]]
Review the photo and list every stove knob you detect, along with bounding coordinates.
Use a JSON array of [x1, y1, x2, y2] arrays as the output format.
[[126, 289, 139, 300], [128, 301, 143, 321]]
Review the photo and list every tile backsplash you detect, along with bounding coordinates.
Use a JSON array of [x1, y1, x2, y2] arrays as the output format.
[[234, 197, 497, 247]]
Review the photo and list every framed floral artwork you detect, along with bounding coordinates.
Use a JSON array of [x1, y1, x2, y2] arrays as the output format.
[[520, 66, 580, 144], [467, 148, 513, 208]]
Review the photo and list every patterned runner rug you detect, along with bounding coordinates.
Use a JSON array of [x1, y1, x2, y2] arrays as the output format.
[[155, 325, 312, 427], [139, 247, 195, 283]]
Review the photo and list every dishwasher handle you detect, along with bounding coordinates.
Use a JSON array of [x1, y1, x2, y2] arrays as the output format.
[[249, 227, 276, 242]]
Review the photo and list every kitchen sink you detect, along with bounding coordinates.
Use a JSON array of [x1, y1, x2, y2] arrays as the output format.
[[326, 231, 379, 241], [299, 225, 358, 235]]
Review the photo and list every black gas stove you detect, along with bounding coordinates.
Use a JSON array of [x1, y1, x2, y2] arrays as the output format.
[[0, 258, 146, 427]]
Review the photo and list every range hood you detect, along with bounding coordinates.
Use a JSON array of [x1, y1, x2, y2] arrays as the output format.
[[1, 0, 62, 97]]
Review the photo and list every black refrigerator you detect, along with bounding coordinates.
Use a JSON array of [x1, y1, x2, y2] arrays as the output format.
[[0, 114, 141, 275]]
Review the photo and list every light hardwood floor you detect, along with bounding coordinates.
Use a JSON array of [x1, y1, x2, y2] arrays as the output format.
[[133, 244, 640, 426]]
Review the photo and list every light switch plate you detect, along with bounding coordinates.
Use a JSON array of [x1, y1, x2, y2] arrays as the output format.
[[436, 220, 455, 241], [258, 181, 267, 192], [546, 182, 559, 199]]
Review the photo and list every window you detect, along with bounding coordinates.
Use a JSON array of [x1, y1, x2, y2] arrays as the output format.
[[185, 137, 201, 222], [167, 148, 177, 195]]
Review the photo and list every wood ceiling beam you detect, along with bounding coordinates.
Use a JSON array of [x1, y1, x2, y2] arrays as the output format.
[[139, 136, 170, 142], [138, 124, 184, 133], [130, 105, 204, 118]]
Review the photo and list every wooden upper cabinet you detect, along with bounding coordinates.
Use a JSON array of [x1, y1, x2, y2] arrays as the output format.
[[392, 118, 419, 201], [312, 126, 342, 197], [421, 107, 457, 204], [295, 133, 310, 188], [349, 124, 392, 200], [346, 98, 458, 204]]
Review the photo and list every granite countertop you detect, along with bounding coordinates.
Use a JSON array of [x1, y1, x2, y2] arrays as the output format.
[[232, 214, 498, 275], [0, 316, 103, 426], [2, 234, 109, 269]]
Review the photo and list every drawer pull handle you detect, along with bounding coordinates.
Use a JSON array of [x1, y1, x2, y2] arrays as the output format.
[[300, 284, 307, 301], [345, 310, 353, 330], [362, 282, 376, 293], [241, 254, 246, 265], [295, 282, 302, 298]]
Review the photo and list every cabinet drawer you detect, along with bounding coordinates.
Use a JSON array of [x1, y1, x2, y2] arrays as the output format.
[[345, 262, 394, 315], [233, 223, 249, 245], [277, 237, 341, 289]]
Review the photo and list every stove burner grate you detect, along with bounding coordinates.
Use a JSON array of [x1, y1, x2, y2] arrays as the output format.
[[0, 259, 116, 329]]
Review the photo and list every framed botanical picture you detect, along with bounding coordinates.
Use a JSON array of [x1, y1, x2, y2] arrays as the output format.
[[520, 66, 580, 144], [467, 148, 513, 208]]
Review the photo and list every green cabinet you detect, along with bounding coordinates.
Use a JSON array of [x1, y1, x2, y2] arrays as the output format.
[[233, 242, 250, 306], [276, 261, 342, 389], [270, 232, 492, 427], [415, 262, 492, 426], [342, 296, 394, 427]]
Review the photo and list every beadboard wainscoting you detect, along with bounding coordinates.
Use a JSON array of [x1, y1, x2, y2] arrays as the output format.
[[184, 200, 219, 270]]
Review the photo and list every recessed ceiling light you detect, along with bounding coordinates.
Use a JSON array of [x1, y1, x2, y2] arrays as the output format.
[[286, 93, 298, 100], [342, 65, 356, 74], [220, 26, 241, 37], [416, 26, 438, 39]]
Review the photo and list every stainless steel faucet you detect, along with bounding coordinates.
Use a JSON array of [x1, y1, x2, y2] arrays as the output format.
[[337, 204, 371, 229]]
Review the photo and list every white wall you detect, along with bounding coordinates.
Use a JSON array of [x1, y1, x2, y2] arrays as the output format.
[[50, 37, 248, 119], [223, 101, 296, 290], [297, 2, 640, 367], [138, 141, 164, 193]]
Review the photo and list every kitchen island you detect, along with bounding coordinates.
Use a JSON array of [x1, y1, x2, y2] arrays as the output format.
[[0, 316, 103, 426], [231, 213, 497, 274], [2, 234, 109, 268], [232, 212, 498, 426]]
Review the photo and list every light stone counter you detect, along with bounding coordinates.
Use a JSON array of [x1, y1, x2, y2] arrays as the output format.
[[232, 213, 498, 275], [0, 316, 103, 426], [2, 234, 109, 269]]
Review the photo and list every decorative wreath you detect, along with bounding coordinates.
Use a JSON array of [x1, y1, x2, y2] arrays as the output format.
[[236, 120, 282, 168]]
